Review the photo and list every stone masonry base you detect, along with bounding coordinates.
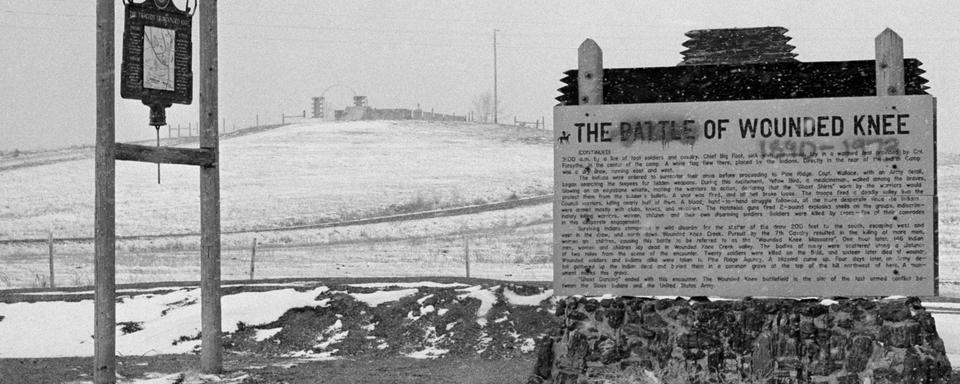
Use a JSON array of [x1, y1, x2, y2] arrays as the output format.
[[529, 296, 951, 384]]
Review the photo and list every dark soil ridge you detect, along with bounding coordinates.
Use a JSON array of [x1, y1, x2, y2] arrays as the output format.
[[222, 281, 559, 360], [1, 278, 558, 363], [0, 276, 550, 302]]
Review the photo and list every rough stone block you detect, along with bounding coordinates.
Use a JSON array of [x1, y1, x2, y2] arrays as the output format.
[[837, 373, 860, 384], [555, 299, 567, 317], [533, 336, 554, 379], [606, 308, 625, 329], [873, 367, 902, 384], [567, 310, 587, 322], [799, 303, 829, 318], [845, 335, 874, 373], [878, 302, 912, 322], [553, 371, 579, 384], [583, 300, 598, 313], [643, 312, 668, 328], [880, 322, 921, 348]]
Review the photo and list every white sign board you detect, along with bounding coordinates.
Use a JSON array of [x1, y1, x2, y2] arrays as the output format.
[[143, 25, 176, 91], [554, 95, 936, 297]]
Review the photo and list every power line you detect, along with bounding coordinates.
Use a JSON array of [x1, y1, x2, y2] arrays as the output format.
[[0, 23, 87, 32], [238, 35, 487, 50], [221, 21, 488, 38], [247, 8, 591, 28], [0, 9, 93, 18]]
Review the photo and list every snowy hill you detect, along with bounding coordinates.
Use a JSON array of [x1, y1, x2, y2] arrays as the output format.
[[0, 120, 552, 240]]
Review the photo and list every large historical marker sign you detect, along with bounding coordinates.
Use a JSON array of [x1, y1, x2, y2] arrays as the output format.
[[554, 95, 936, 297], [121, 0, 193, 106]]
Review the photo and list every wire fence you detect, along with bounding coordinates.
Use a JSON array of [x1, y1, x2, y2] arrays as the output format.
[[0, 224, 553, 290], [6, 224, 960, 295]]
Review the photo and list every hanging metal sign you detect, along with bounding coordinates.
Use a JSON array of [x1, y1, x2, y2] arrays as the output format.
[[120, 0, 194, 108]]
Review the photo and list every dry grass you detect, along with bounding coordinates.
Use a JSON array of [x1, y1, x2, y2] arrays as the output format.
[[0, 206, 553, 288]]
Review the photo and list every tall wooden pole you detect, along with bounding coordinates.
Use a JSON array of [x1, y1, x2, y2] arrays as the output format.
[[199, 0, 222, 374], [94, 0, 116, 382]]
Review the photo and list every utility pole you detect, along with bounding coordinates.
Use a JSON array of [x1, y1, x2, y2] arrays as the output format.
[[493, 29, 499, 125]]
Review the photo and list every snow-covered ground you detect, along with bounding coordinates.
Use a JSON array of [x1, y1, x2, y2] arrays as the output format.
[[0, 281, 551, 360], [1, 282, 957, 367], [0, 286, 330, 357], [0, 120, 552, 240]]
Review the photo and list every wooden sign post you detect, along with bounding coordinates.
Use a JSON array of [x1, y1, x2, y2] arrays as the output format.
[[198, 0, 222, 371], [94, 1, 115, 382], [94, 0, 221, 382]]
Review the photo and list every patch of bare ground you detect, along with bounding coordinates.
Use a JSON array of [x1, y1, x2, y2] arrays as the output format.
[[0, 354, 533, 384]]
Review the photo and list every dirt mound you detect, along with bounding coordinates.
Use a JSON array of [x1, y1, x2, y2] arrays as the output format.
[[223, 282, 559, 360]]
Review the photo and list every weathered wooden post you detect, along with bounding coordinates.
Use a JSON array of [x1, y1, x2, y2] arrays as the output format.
[[249, 238, 257, 280], [199, 0, 222, 373], [875, 28, 904, 96], [47, 231, 55, 288], [94, 0, 116, 381], [94, 0, 220, 378], [464, 237, 471, 278], [578, 39, 603, 106]]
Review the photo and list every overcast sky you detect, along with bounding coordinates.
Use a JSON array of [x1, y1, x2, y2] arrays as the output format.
[[1, 1, 957, 152]]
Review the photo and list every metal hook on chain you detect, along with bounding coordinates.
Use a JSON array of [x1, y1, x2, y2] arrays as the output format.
[[154, 125, 161, 184], [149, 104, 168, 184]]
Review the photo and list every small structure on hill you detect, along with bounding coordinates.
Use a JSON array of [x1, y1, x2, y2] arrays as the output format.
[[331, 97, 467, 122]]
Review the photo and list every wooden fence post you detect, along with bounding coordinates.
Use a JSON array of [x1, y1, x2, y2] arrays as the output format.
[[464, 237, 471, 278], [578, 39, 603, 105], [199, 0, 222, 374], [249, 238, 257, 280], [48, 231, 55, 288], [875, 28, 904, 96]]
